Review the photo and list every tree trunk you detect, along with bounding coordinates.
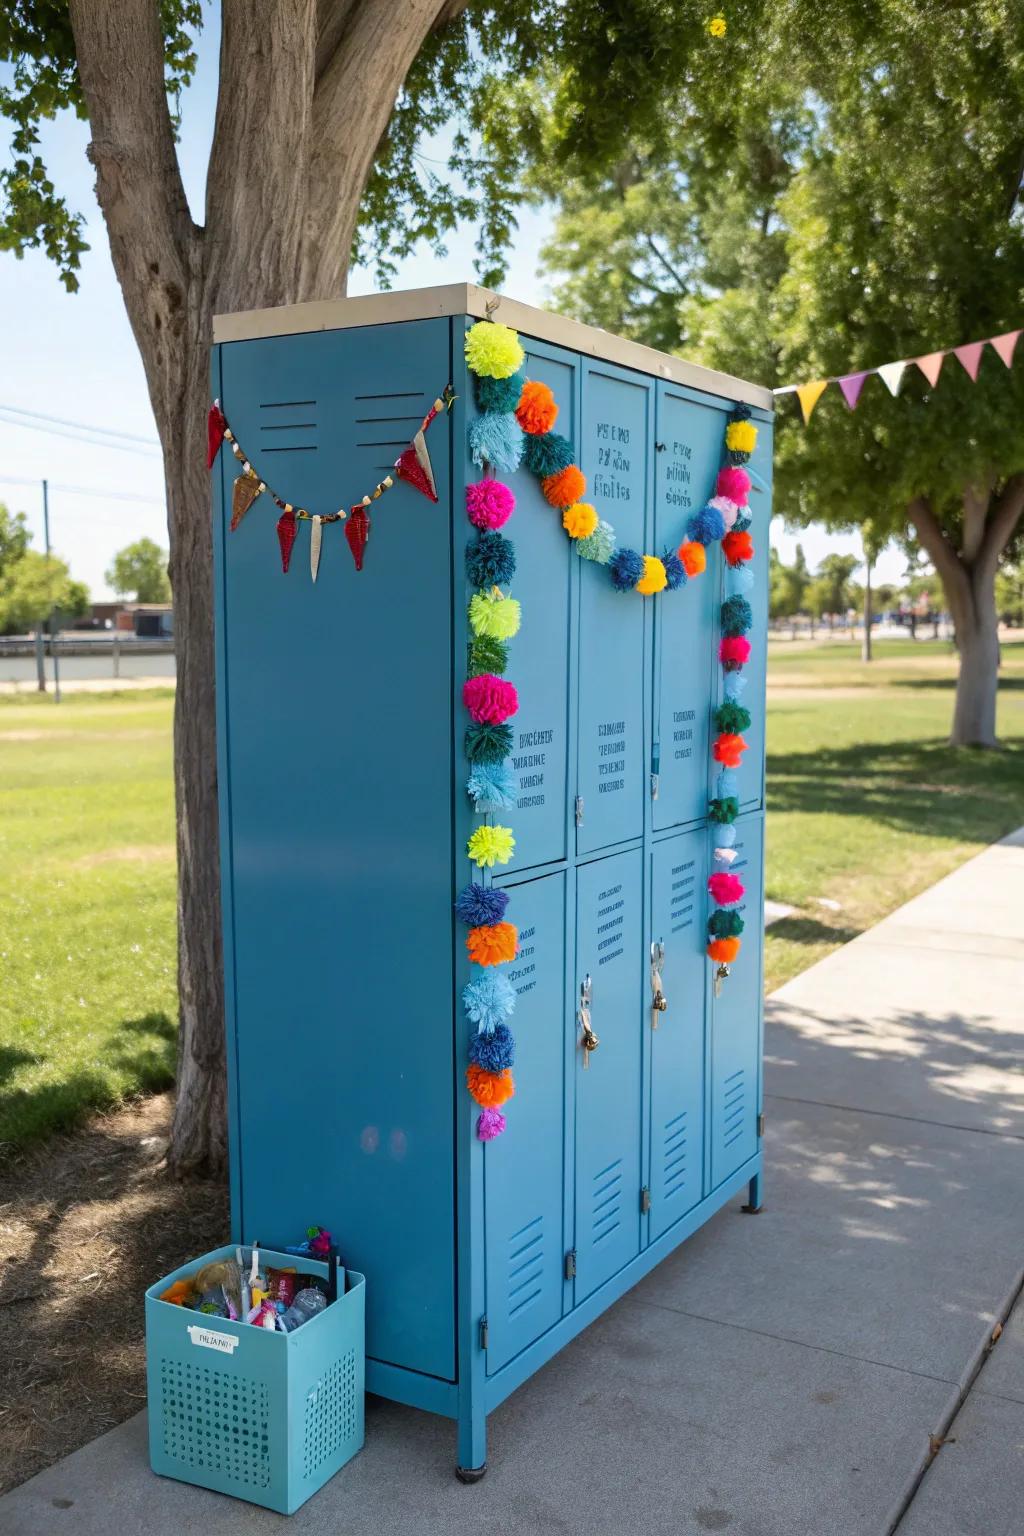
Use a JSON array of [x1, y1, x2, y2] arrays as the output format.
[[861, 556, 872, 662], [948, 563, 1001, 747]]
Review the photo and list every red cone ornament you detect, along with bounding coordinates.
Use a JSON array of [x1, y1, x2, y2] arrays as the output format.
[[207, 402, 227, 470], [345, 505, 370, 570], [276, 507, 297, 573], [395, 431, 438, 502]]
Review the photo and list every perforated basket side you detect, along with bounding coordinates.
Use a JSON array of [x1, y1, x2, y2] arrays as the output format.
[[158, 1355, 273, 1491]]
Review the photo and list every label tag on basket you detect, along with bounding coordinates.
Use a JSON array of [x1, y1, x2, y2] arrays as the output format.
[[186, 1324, 239, 1355]]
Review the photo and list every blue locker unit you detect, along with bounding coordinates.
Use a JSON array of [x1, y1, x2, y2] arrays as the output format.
[[211, 285, 772, 1478]]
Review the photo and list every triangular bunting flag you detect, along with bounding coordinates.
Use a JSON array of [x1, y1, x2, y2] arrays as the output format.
[[345, 505, 370, 571], [230, 471, 263, 531], [954, 341, 985, 381], [310, 515, 323, 582], [915, 352, 945, 388], [989, 330, 1021, 369], [207, 402, 227, 470], [796, 380, 828, 424], [276, 507, 297, 573], [877, 361, 907, 397], [838, 372, 870, 410], [395, 430, 438, 502]]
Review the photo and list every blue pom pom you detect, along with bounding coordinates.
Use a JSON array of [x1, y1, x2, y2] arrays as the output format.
[[466, 530, 516, 589], [721, 595, 753, 636], [523, 430, 574, 479], [470, 412, 524, 472], [663, 551, 687, 590], [467, 761, 518, 810], [463, 971, 516, 1034], [469, 1022, 516, 1073], [455, 883, 509, 927], [475, 370, 525, 413], [610, 547, 644, 591], [727, 563, 755, 595], [717, 769, 739, 798], [733, 511, 752, 533], [723, 671, 748, 702], [716, 823, 738, 848], [687, 503, 726, 545]]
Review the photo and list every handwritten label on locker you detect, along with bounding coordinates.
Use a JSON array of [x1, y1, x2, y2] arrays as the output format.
[[597, 720, 626, 794], [673, 708, 695, 761], [509, 925, 537, 994], [664, 439, 694, 510], [594, 420, 632, 502], [670, 859, 696, 933], [596, 884, 625, 965], [513, 728, 553, 810]]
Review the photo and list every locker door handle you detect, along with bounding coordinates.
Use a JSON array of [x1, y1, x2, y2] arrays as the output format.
[[650, 940, 667, 1028], [579, 974, 599, 1066], [714, 963, 731, 996]]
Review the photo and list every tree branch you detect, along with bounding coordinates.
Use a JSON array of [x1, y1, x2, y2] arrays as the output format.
[[978, 471, 1024, 578], [644, 235, 687, 293], [961, 480, 993, 565], [906, 494, 972, 631]]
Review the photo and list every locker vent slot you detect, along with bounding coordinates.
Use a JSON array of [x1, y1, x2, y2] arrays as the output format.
[[663, 1109, 689, 1198], [722, 1069, 746, 1149], [507, 1215, 544, 1319], [591, 1158, 623, 1245], [354, 391, 430, 456], [670, 860, 697, 934], [258, 399, 319, 453]]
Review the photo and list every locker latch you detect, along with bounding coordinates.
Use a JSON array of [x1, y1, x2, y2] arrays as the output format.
[[578, 974, 599, 1067], [640, 1186, 652, 1215], [650, 772, 660, 801], [757, 1112, 765, 1138], [714, 962, 731, 996], [650, 940, 667, 1028], [564, 1250, 577, 1280], [479, 1316, 489, 1351], [574, 794, 584, 827]]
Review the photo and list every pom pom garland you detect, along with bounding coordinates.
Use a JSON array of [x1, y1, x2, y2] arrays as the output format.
[[515, 381, 559, 435], [469, 590, 521, 641], [709, 871, 745, 905], [719, 634, 752, 670], [709, 796, 740, 824], [474, 370, 525, 414], [707, 936, 741, 963], [562, 501, 599, 540], [467, 823, 515, 868], [721, 595, 753, 636], [466, 529, 517, 588], [468, 1022, 516, 1072], [610, 547, 645, 591], [466, 761, 518, 809], [725, 419, 758, 456], [636, 555, 668, 595], [716, 822, 738, 847], [722, 529, 754, 567], [663, 551, 687, 589], [576, 520, 616, 564], [466, 478, 515, 530], [723, 670, 748, 702], [733, 511, 752, 534], [470, 412, 524, 472], [455, 883, 509, 927], [727, 562, 755, 595], [465, 320, 525, 380], [715, 701, 751, 734], [687, 503, 727, 546], [465, 722, 514, 765], [678, 540, 706, 577], [468, 634, 508, 676], [476, 1106, 507, 1141], [713, 732, 747, 769], [542, 464, 586, 509], [709, 908, 745, 939], [463, 672, 519, 725], [466, 1064, 515, 1107], [709, 494, 739, 529], [463, 971, 516, 1032], [716, 769, 739, 798], [523, 430, 575, 479], [466, 921, 518, 967], [716, 466, 751, 506]]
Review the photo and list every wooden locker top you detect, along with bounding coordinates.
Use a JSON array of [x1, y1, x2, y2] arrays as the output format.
[[212, 283, 775, 412]]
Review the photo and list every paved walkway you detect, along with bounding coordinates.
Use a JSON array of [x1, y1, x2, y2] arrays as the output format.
[[3, 834, 1022, 1535]]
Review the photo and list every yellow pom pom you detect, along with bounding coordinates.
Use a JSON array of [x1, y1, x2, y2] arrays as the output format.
[[469, 589, 521, 641], [635, 555, 668, 595], [708, 13, 727, 38], [467, 823, 516, 868], [725, 419, 757, 454], [562, 501, 599, 539], [464, 321, 525, 380]]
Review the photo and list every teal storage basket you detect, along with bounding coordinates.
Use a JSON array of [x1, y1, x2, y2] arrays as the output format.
[[145, 1245, 365, 1514]]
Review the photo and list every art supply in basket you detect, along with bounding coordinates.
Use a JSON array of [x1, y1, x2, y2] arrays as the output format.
[[278, 1287, 327, 1333]]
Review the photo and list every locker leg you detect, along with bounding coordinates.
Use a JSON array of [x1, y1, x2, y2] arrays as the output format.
[[742, 1169, 763, 1213], [455, 1398, 487, 1482]]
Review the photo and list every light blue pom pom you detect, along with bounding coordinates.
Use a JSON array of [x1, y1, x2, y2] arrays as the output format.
[[723, 671, 748, 702], [467, 761, 518, 810], [717, 769, 738, 798], [576, 519, 616, 565], [470, 412, 524, 472], [463, 971, 516, 1035], [717, 823, 738, 848], [727, 563, 755, 595]]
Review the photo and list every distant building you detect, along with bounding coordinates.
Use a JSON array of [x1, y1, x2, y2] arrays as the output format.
[[115, 603, 174, 638]]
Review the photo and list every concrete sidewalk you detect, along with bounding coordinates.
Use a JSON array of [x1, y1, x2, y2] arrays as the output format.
[[3, 834, 1022, 1535]]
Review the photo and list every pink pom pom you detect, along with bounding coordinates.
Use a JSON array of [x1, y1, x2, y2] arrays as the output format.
[[709, 494, 738, 530], [477, 1107, 507, 1141], [463, 672, 519, 724], [719, 635, 752, 668], [467, 478, 515, 530], [708, 872, 745, 906], [716, 466, 751, 506]]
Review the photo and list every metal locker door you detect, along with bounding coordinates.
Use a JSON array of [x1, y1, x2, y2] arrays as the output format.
[[709, 814, 764, 1186], [483, 870, 568, 1373], [652, 385, 721, 830], [576, 363, 651, 855], [573, 848, 644, 1301], [737, 417, 773, 812], [648, 830, 707, 1236]]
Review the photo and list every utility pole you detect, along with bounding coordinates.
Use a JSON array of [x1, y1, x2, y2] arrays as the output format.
[[42, 478, 61, 702]]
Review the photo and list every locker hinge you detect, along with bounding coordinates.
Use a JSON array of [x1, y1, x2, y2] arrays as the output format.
[[564, 1250, 577, 1280], [757, 1112, 765, 1138], [640, 1186, 652, 1215], [478, 1315, 489, 1351], [574, 794, 584, 827]]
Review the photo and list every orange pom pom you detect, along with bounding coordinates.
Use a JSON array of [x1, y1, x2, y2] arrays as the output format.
[[466, 921, 518, 966], [722, 529, 754, 566], [542, 464, 586, 508], [562, 501, 598, 539], [515, 380, 559, 435], [466, 1064, 515, 1107], [678, 539, 706, 577], [712, 732, 747, 769], [707, 936, 741, 963]]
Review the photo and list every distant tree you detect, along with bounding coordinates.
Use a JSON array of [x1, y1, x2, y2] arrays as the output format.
[[769, 544, 808, 632], [805, 553, 860, 631], [105, 537, 171, 602], [995, 564, 1024, 626], [0, 548, 89, 634], [0, 503, 31, 573]]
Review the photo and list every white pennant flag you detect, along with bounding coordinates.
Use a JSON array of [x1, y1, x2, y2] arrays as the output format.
[[310, 515, 323, 582], [877, 360, 907, 397]]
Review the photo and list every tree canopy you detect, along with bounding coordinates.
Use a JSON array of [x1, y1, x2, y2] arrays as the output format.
[[105, 537, 171, 603], [0, 502, 89, 633]]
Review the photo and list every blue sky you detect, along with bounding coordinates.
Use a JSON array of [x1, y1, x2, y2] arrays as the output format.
[[0, 10, 897, 599]]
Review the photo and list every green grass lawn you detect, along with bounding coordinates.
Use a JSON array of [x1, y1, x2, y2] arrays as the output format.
[[1, 641, 1022, 1151]]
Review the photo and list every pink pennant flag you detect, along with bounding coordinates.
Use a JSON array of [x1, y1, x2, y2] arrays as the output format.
[[915, 352, 945, 388], [989, 330, 1021, 369], [954, 341, 985, 381], [838, 372, 870, 410]]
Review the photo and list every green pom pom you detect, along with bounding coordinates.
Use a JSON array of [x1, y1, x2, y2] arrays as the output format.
[[523, 430, 574, 479], [468, 635, 508, 676], [714, 701, 751, 734], [708, 908, 744, 939], [576, 519, 616, 565], [474, 370, 524, 414], [465, 722, 513, 765], [709, 796, 739, 824]]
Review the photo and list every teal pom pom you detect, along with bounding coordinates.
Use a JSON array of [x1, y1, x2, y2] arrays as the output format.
[[465, 722, 513, 764], [733, 511, 752, 533], [663, 551, 686, 590], [463, 972, 516, 1034], [470, 412, 524, 472], [709, 796, 739, 824], [727, 563, 755, 595], [468, 635, 508, 676], [688, 503, 726, 545], [467, 761, 518, 809], [523, 430, 574, 479], [714, 700, 751, 733], [610, 547, 644, 591], [721, 595, 753, 636], [576, 519, 616, 565], [708, 908, 744, 939], [475, 370, 525, 414], [467, 531, 516, 589]]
